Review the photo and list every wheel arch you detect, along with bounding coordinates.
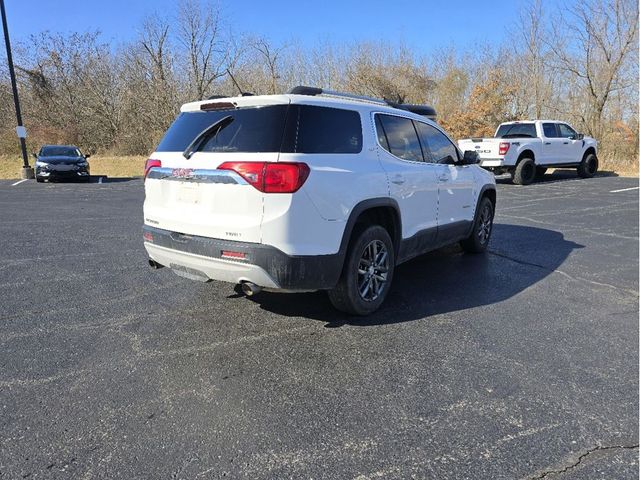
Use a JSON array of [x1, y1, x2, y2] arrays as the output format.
[[480, 185, 496, 207], [583, 146, 597, 160], [465, 185, 496, 237], [339, 198, 402, 259], [516, 149, 536, 165]]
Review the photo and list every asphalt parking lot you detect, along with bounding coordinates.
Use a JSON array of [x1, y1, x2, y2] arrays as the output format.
[[0, 173, 638, 479]]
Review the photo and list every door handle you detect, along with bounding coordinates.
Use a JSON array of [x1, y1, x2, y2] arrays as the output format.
[[544, 142, 551, 145], [563, 142, 569, 144], [391, 175, 405, 185], [438, 173, 450, 182]]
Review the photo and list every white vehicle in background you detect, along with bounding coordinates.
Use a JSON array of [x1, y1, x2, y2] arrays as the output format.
[[458, 120, 598, 185], [142, 86, 496, 315]]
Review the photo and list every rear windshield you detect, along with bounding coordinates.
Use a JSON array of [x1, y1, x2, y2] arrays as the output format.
[[156, 105, 288, 153], [155, 104, 362, 154], [495, 123, 537, 138]]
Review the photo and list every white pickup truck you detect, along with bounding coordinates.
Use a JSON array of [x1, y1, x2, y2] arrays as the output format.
[[458, 120, 598, 185]]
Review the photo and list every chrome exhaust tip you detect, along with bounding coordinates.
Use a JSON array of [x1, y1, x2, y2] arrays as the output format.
[[240, 282, 262, 296], [148, 259, 164, 269]]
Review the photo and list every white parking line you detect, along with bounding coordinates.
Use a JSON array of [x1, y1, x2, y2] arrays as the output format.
[[610, 186, 639, 193], [98, 177, 103, 184], [11, 179, 29, 186]]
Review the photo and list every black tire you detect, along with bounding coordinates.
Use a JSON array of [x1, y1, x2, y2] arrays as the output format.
[[535, 167, 547, 181], [328, 225, 395, 316], [460, 196, 495, 253], [577, 153, 598, 178], [36, 177, 44, 183], [511, 158, 536, 185]]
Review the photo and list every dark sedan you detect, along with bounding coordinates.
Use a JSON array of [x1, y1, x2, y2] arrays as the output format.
[[34, 145, 91, 182]]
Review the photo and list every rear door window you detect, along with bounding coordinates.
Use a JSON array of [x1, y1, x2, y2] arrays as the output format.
[[281, 105, 362, 154], [542, 123, 558, 138], [376, 114, 424, 162], [375, 115, 390, 151]]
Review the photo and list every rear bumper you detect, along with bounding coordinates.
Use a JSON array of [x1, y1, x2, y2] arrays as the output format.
[[143, 225, 343, 290], [480, 159, 504, 168]]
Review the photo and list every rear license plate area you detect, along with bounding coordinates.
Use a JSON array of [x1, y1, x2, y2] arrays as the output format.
[[170, 263, 210, 282]]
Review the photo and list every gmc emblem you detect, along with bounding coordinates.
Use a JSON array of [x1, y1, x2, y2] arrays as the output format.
[[172, 168, 194, 178]]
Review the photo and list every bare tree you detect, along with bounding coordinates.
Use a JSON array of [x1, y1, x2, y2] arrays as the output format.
[[251, 38, 286, 94], [549, 0, 638, 137], [176, 0, 237, 99], [511, 0, 553, 118], [345, 42, 435, 103], [140, 14, 172, 84]]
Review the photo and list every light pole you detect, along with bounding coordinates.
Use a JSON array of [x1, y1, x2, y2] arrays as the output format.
[[1, 0, 33, 179]]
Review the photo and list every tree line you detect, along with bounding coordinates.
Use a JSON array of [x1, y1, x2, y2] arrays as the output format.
[[0, 0, 637, 169]]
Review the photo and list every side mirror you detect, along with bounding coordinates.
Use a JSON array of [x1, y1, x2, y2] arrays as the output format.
[[32, 152, 38, 159], [576, 133, 584, 140], [460, 150, 480, 165], [85, 153, 91, 159]]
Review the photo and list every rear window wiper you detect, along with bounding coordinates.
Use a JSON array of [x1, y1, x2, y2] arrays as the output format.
[[183, 115, 234, 159]]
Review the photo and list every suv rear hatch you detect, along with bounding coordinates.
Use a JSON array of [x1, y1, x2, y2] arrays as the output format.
[[144, 99, 293, 244]]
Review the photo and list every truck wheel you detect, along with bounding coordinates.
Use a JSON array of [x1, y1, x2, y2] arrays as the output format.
[[577, 153, 598, 178], [328, 225, 395, 316], [512, 158, 536, 185], [535, 167, 547, 181], [460, 196, 494, 253]]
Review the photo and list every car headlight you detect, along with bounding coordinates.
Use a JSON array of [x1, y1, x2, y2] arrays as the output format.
[[35, 161, 48, 168]]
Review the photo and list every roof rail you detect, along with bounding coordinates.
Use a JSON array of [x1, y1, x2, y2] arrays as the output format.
[[391, 103, 437, 119], [287, 85, 437, 120], [289, 85, 387, 106]]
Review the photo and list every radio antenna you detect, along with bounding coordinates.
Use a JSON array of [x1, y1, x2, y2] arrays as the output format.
[[226, 69, 244, 96]]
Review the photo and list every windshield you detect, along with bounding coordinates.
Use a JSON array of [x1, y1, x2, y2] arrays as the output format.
[[495, 123, 537, 138], [40, 146, 81, 157], [156, 104, 363, 154]]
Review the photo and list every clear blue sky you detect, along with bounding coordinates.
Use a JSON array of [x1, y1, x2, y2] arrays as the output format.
[[4, 0, 543, 54]]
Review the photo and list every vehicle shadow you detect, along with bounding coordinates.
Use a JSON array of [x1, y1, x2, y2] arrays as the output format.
[[42, 176, 139, 184], [496, 170, 618, 185], [90, 176, 141, 183], [244, 224, 584, 326]]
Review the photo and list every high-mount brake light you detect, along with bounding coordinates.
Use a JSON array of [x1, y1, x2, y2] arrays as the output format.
[[498, 142, 510, 156], [144, 159, 162, 180], [218, 162, 310, 193], [200, 102, 236, 111]]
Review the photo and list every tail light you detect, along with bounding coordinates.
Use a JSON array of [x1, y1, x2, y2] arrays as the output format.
[[218, 162, 310, 193], [498, 142, 510, 156], [144, 159, 162, 180]]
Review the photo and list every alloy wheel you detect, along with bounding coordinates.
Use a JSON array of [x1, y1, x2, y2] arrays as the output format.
[[477, 204, 493, 244], [357, 240, 389, 302]]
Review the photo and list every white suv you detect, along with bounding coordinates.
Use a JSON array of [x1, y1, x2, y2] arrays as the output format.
[[143, 87, 496, 315]]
